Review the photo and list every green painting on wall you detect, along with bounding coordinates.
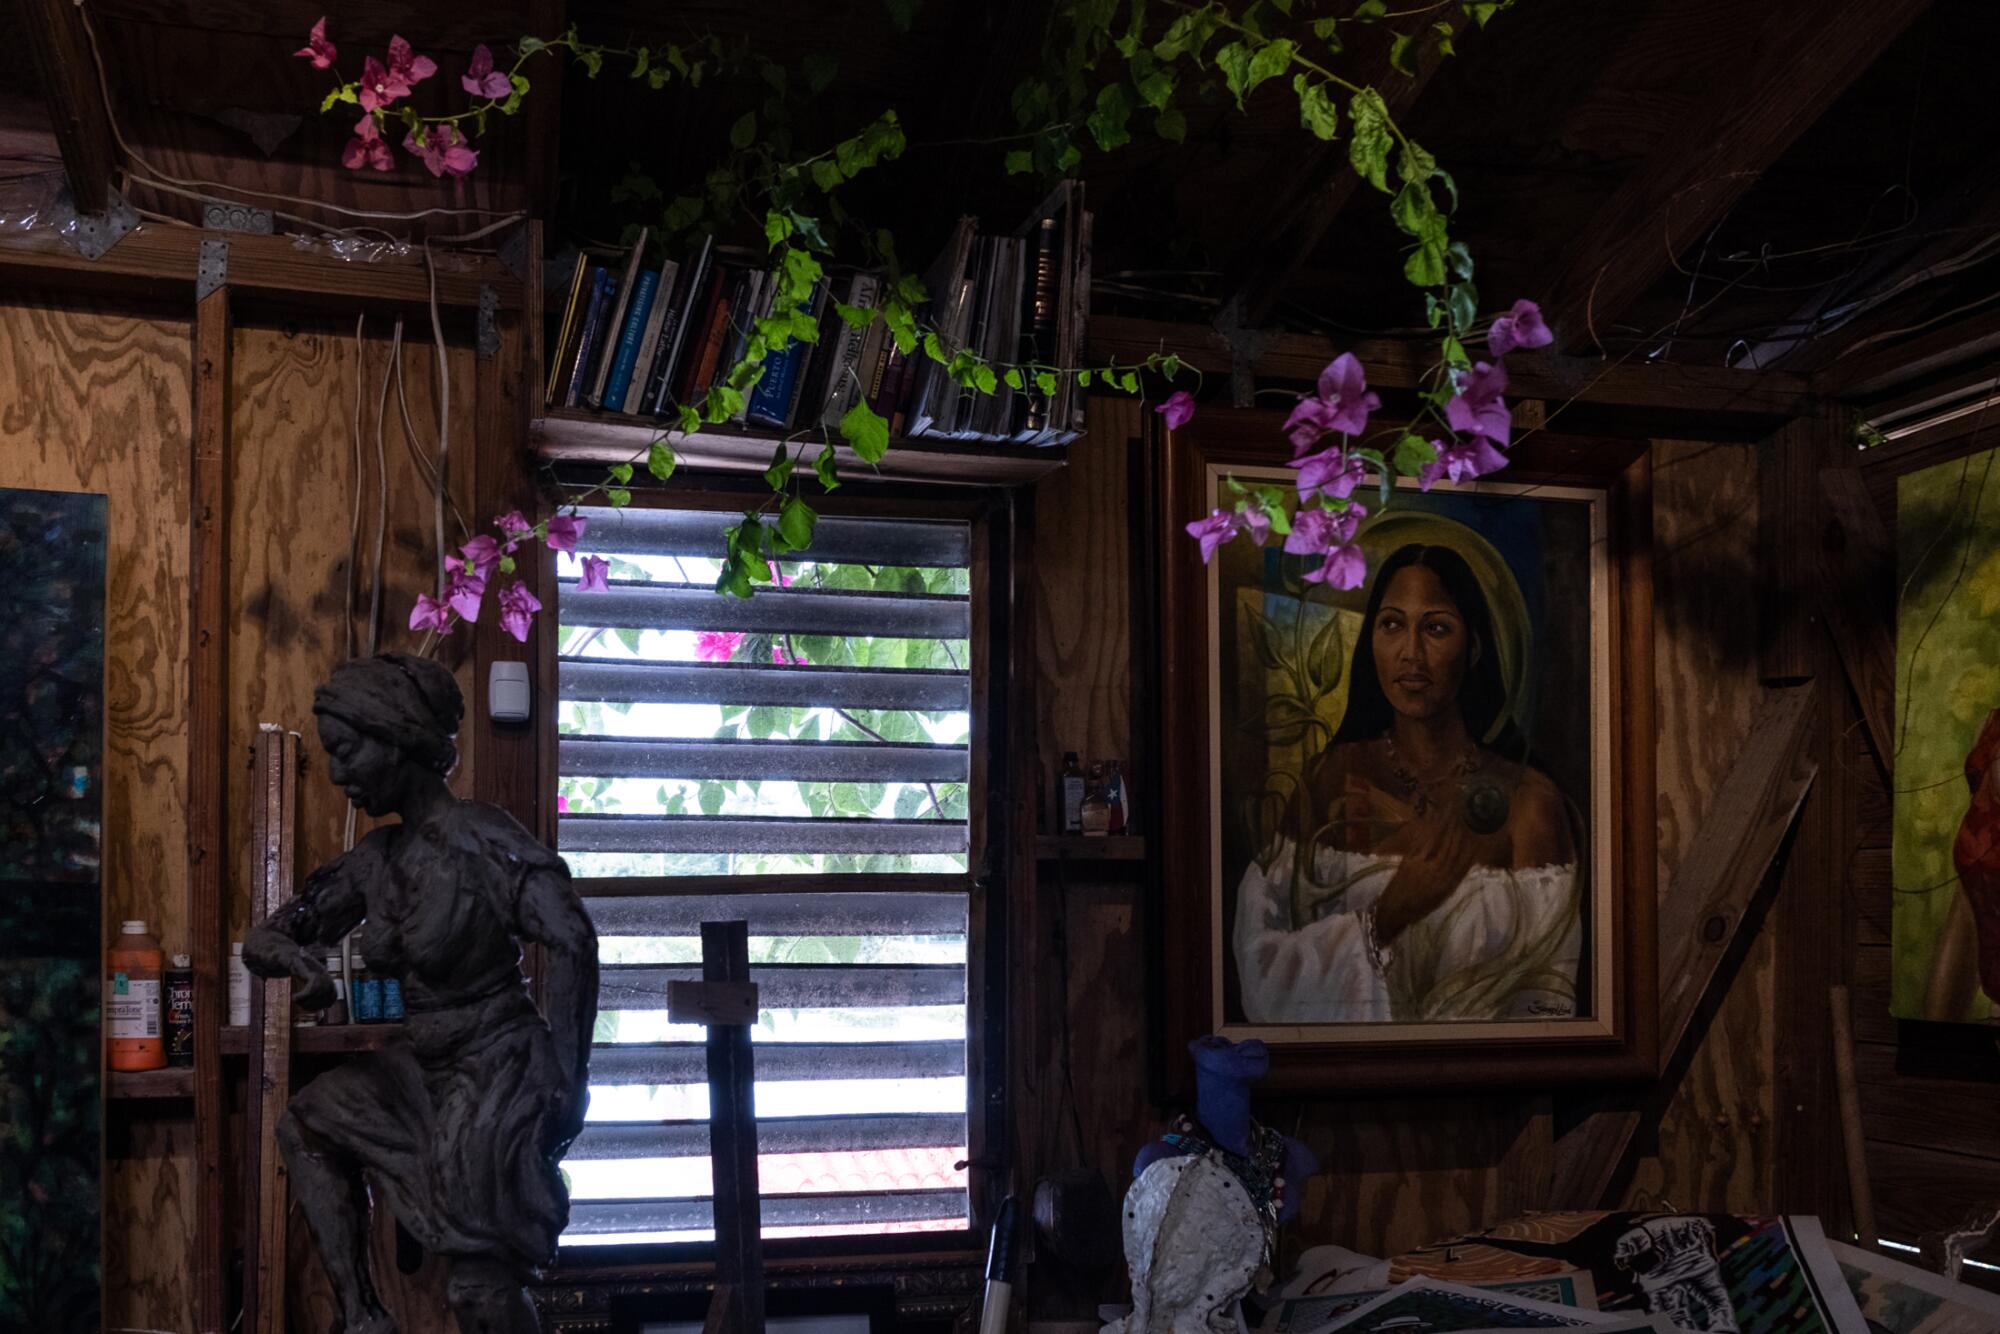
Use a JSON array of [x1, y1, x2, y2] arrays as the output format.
[[1894, 445, 2000, 1022]]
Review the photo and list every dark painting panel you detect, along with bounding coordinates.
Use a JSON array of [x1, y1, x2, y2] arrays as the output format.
[[0, 488, 106, 1333]]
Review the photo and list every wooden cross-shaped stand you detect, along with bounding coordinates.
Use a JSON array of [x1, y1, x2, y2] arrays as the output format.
[[666, 920, 765, 1334]]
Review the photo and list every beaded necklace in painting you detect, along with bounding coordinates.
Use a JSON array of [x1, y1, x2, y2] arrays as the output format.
[[1161, 1113, 1289, 1262]]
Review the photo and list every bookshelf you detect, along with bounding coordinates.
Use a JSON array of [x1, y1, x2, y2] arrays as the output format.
[[532, 406, 1068, 487]]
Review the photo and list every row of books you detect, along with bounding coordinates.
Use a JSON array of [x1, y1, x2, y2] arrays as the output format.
[[543, 181, 1091, 447]]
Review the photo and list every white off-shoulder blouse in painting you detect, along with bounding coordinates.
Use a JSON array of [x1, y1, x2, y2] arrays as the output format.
[[1231, 841, 1582, 1024]]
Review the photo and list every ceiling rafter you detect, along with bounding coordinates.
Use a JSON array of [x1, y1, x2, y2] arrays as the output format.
[[1539, 0, 1934, 357], [16, 0, 119, 213]]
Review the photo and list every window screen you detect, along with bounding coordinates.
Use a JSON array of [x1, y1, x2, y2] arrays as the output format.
[[554, 504, 976, 1247]]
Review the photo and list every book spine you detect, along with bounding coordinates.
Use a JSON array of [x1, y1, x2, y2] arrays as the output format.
[[564, 268, 614, 409], [820, 274, 882, 425], [789, 289, 842, 430], [602, 271, 661, 413], [622, 261, 677, 415], [689, 288, 735, 408], [544, 257, 590, 408], [651, 237, 713, 416], [674, 264, 730, 405], [590, 229, 650, 408]]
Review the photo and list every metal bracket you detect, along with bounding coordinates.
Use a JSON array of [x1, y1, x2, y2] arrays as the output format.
[[200, 201, 274, 235], [45, 186, 138, 261], [196, 238, 229, 302], [477, 284, 500, 360], [496, 221, 532, 282]]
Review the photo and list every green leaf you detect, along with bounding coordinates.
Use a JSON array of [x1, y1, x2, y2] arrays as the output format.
[[1389, 31, 1417, 75], [884, 0, 920, 30], [1464, 1, 1501, 28], [1348, 88, 1393, 193], [1118, 370, 1139, 393], [1155, 107, 1187, 142], [518, 36, 547, 56], [922, 332, 946, 364], [1004, 148, 1033, 174], [630, 46, 650, 78], [810, 158, 845, 192], [1294, 75, 1338, 140], [609, 462, 634, 484], [835, 302, 878, 331], [1397, 138, 1437, 185], [763, 210, 791, 250], [498, 553, 516, 574], [765, 444, 794, 490], [972, 364, 998, 395], [1035, 370, 1059, 395], [1004, 368, 1025, 390], [707, 385, 746, 421], [1405, 239, 1448, 286], [803, 52, 839, 93], [815, 441, 841, 491], [321, 85, 358, 112], [677, 405, 702, 434], [1214, 41, 1253, 105], [1433, 19, 1456, 56], [881, 299, 917, 354], [1448, 280, 1478, 334], [1355, 0, 1388, 16], [1161, 353, 1182, 379], [647, 440, 676, 480], [578, 47, 604, 78], [1135, 65, 1175, 110], [1087, 84, 1133, 151], [1078, 369, 1093, 387], [607, 487, 632, 508], [778, 496, 817, 550], [839, 399, 890, 463], [1441, 333, 1470, 370], [1390, 180, 1435, 237], [730, 111, 757, 149], [1447, 240, 1474, 281], [699, 780, 726, 816], [1392, 433, 1437, 475]]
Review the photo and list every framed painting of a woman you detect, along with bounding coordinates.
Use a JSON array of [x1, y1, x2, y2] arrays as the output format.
[[1156, 415, 1656, 1090]]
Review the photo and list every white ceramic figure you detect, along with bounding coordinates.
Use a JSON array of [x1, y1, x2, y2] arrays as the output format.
[[1107, 1155, 1266, 1334]]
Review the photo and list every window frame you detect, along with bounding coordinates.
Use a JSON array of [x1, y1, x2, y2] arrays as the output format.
[[538, 471, 1017, 1276]]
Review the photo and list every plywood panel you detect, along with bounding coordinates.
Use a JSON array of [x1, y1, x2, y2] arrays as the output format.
[[0, 295, 192, 941], [225, 319, 481, 940], [0, 294, 197, 1332], [1624, 441, 1775, 1212]]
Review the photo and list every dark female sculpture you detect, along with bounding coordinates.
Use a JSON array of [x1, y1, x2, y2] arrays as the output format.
[[244, 654, 598, 1334]]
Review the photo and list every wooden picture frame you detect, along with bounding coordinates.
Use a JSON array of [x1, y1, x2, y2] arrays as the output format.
[[1155, 414, 1656, 1092]]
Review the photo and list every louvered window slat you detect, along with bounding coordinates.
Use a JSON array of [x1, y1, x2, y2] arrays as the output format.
[[557, 505, 977, 1249]]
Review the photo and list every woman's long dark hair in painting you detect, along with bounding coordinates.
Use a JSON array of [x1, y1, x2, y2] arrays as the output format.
[[1330, 542, 1526, 760]]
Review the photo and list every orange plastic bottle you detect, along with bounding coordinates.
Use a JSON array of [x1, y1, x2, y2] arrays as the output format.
[[107, 920, 167, 1071]]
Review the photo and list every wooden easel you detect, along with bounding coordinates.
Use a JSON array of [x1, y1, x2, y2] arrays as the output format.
[[242, 724, 301, 1334], [667, 920, 766, 1334]]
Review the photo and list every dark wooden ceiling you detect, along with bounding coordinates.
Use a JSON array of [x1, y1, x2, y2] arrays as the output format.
[[6, 0, 1997, 410]]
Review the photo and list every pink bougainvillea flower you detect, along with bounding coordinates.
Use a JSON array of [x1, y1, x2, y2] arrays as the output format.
[[1487, 299, 1552, 357], [557, 793, 570, 813], [695, 630, 744, 662], [578, 554, 611, 593], [294, 17, 337, 69], [386, 34, 438, 86], [445, 565, 488, 623], [460, 534, 502, 576], [543, 512, 587, 554], [1240, 501, 1272, 545], [408, 592, 453, 635], [1282, 501, 1361, 554], [403, 124, 479, 179], [766, 561, 794, 588], [1283, 352, 1381, 452], [357, 57, 407, 111], [461, 43, 513, 98], [772, 643, 810, 666], [1419, 437, 1511, 491], [497, 581, 541, 642], [494, 509, 533, 545], [1290, 445, 1367, 501], [1304, 542, 1368, 589], [1155, 390, 1197, 431], [341, 115, 393, 172], [1186, 508, 1246, 564], [1445, 360, 1512, 447]]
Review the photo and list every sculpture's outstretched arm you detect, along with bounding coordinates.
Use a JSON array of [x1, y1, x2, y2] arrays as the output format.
[[518, 862, 598, 1154], [244, 833, 379, 1011]]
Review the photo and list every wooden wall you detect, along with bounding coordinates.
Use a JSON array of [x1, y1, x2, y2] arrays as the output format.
[[0, 288, 482, 1333], [1026, 403, 1777, 1275]]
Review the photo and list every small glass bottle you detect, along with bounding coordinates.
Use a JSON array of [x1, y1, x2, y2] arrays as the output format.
[[380, 965, 405, 1023], [1079, 763, 1113, 836], [107, 921, 166, 1071], [227, 941, 251, 1027], [1060, 752, 1087, 834], [1106, 760, 1128, 835], [321, 952, 349, 1026], [165, 952, 195, 1067]]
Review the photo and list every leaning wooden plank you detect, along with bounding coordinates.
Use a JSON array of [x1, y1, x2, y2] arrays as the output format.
[[1549, 681, 1820, 1206], [243, 726, 298, 1334], [1816, 467, 1897, 771]]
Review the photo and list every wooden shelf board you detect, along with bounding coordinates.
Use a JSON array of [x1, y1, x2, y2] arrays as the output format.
[[0, 224, 521, 313], [533, 408, 1069, 488], [220, 1022, 404, 1055], [108, 1066, 195, 1099], [1035, 834, 1147, 862]]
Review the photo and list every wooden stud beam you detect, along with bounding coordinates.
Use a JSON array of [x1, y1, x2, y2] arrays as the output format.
[[84, 0, 538, 48], [1214, 23, 1461, 332], [1089, 314, 1813, 420], [1815, 305, 2000, 402], [0, 225, 523, 311], [1816, 466, 1896, 770], [15, 0, 119, 214], [1549, 681, 1820, 1206], [188, 277, 231, 1334], [1540, 0, 1932, 355]]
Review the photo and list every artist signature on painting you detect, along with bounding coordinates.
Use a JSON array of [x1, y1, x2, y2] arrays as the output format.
[[1524, 1000, 1576, 1017]]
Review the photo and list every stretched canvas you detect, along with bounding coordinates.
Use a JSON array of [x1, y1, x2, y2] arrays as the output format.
[[0, 488, 107, 1332], [1828, 1239, 2000, 1334], [1894, 445, 2000, 1021]]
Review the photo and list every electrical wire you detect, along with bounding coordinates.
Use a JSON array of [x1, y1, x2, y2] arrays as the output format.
[[346, 312, 367, 661], [371, 318, 399, 649]]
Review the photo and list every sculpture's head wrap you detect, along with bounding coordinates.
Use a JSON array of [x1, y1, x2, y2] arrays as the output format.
[[313, 653, 463, 777]]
